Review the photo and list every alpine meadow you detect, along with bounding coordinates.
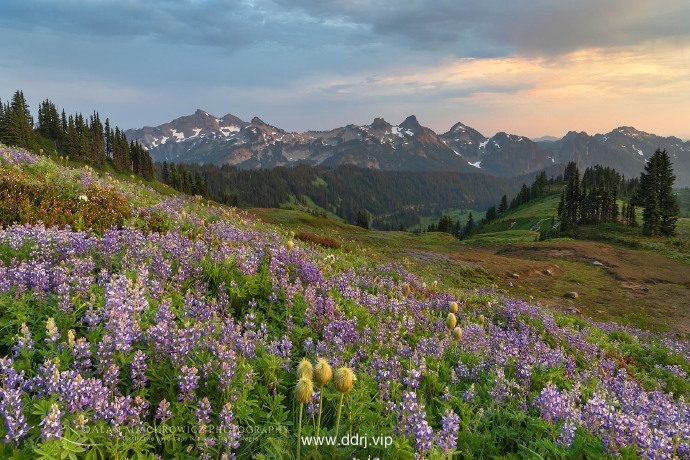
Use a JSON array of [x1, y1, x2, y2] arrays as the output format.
[[1, 1, 690, 459]]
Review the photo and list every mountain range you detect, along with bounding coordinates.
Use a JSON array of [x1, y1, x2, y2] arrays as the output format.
[[125, 110, 690, 186]]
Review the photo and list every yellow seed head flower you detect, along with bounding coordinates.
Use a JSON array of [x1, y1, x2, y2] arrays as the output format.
[[449, 301, 458, 313], [314, 358, 333, 387], [453, 326, 463, 341], [403, 283, 411, 296], [446, 312, 457, 330], [297, 358, 313, 380], [287, 240, 295, 251], [295, 376, 314, 404], [479, 314, 486, 326], [334, 367, 355, 394]]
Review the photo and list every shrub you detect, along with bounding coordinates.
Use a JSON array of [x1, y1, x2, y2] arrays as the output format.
[[295, 231, 341, 248], [0, 167, 130, 233]]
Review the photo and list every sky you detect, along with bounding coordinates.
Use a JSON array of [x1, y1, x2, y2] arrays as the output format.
[[1, 0, 690, 139]]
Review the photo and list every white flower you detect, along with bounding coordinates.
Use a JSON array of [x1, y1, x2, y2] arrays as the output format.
[[78, 195, 89, 202]]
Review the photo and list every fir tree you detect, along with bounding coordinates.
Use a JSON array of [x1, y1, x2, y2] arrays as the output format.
[[498, 195, 507, 215], [1, 90, 33, 149], [463, 212, 475, 236], [639, 149, 678, 236]]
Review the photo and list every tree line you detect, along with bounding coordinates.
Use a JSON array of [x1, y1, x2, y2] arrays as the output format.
[[557, 151, 678, 236], [0, 90, 154, 179]]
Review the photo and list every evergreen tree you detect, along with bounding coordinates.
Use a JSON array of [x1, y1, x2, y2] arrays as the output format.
[[104, 118, 112, 160], [530, 171, 548, 199], [639, 149, 678, 236], [463, 212, 475, 236], [0, 97, 4, 140], [1, 90, 33, 149], [355, 210, 370, 229], [559, 164, 580, 230], [90, 112, 106, 166], [498, 195, 507, 215], [484, 206, 497, 223]]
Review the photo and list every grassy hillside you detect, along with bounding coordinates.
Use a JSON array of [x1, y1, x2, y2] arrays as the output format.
[[1, 144, 689, 459]]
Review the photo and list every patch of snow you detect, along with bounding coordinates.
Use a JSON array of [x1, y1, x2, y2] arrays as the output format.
[[632, 144, 644, 156], [493, 140, 501, 149], [479, 139, 489, 149], [518, 137, 524, 142], [405, 129, 414, 136], [219, 126, 240, 136], [160, 136, 169, 145], [190, 128, 202, 138], [171, 129, 185, 142], [391, 126, 404, 138], [452, 150, 462, 156], [468, 160, 482, 168]]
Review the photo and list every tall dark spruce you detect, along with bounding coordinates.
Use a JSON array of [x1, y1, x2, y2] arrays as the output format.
[[639, 149, 679, 236]]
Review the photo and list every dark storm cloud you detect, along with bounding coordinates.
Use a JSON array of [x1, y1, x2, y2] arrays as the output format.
[[274, 0, 690, 56]]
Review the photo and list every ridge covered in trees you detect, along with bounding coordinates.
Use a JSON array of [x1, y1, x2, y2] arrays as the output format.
[[161, 162, 530, 230], [0, 90, 154, 179]]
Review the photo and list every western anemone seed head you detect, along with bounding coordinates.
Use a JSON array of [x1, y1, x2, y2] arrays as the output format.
[[297, 358, 313, 380], [287, 240, 295, 251], [453, 326, 463, 341], [479, 314, 485, 326], [403, 283, 411, 297], [295, 376, 314, 404], [446, 312, 457, 330], [314, 358, 333, 387], [485, 301, 492, 308], [449, 301, 458, 313], [334, 367, 355, 394]]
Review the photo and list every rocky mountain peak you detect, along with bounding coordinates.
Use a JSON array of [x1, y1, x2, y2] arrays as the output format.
[[370, 117, 391, 130], [400, 115, 421, 132]]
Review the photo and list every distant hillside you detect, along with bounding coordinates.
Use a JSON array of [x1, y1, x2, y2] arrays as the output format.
[[179, 163, 548, 229]]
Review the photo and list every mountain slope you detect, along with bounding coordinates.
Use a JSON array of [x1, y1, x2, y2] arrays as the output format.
[[127, 112, 690, 185], [539, 127, 690, 184], [126, 112, 555, 176]]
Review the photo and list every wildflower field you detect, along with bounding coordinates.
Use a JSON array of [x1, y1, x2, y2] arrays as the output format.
[[0, 144, 689, 459]]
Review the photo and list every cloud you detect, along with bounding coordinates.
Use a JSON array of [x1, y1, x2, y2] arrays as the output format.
[[275, 0, 690, 56], [0, 0, 361, 52]]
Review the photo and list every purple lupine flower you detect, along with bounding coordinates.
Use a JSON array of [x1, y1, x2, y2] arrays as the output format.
[[71, 337, 92, 375], [12, 323, 33, 357], [40, 404, 63, 441], [436, 409, 460, 454], [156, 399, 172, 422], [462, 384, 475, 403], [0, 387, 29, 445], [395, 391, 434, 455], [219, 402, 241, 453], [178, 366, 199, 402], [196, 397, 212, 425], [130, 350, 148, 389]]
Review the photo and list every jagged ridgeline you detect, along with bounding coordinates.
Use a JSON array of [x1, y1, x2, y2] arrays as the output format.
[[0, 90, 154, 180]]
